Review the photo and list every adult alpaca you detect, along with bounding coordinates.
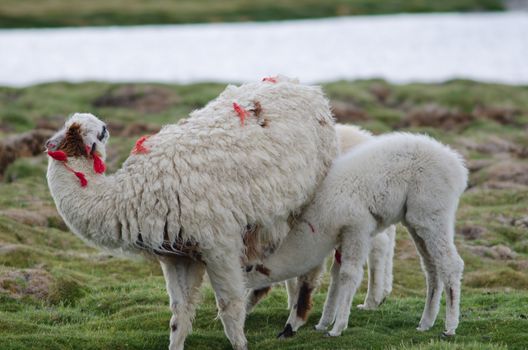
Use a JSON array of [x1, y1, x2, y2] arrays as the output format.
[[247, 133, 467, 337], [45, 78, 337, 350], [246, 124, 397, 336]]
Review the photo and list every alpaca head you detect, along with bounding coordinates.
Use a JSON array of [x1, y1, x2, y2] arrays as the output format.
[[46, 113, 109, 161]]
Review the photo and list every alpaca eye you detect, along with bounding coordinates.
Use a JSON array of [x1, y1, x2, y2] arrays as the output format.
[[98, 125, 106, 141]]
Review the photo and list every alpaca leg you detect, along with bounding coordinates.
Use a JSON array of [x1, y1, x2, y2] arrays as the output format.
[[278, 264, 324, 338], [160, 258, 205, 350], [405, 224, 444, 332], [245, 286, 272, 315], [285, 278, 297, 310], [314, 252, 341, 331], [358, 232, 389, 310], [205, 252, 248, 350], [327, 229, 371, 337]]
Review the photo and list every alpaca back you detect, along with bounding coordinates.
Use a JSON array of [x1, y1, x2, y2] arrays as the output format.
[[313, 133, 467, 229], [112, 79, 337, 251]]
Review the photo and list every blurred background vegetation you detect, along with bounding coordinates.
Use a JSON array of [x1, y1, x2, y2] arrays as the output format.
[[0, 0, 504, 28]]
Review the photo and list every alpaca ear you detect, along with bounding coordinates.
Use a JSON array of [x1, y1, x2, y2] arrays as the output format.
[[45, 135, 64, 151]]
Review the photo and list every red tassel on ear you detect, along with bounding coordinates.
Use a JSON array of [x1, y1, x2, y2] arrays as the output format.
[[93, 153, 106, 174], [47, 150, 68, 162], [74, 171, 88, 187]]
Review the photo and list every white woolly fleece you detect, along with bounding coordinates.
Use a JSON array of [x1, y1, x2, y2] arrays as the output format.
[[247, 132, 468, 336], [46, 78, 337, 258]]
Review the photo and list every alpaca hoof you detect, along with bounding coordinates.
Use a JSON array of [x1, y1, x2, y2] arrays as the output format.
[[442, 330, 456, 337], [324, 330, 341, 337], [277, 324, 295, 339], [416, 325, 432, 332], [314, 324, 327, 332], [357, 303, 377, 310]]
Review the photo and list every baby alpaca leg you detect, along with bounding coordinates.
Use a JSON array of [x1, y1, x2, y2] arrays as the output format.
[[327, 228, 371, 337], [160, 257, 205, 350], [407, 209, 464, 335], [418, 224, 464, 336], [358, 227, 394, 310], [245, 286, 272, 315], [405, 224, 444, 332], [278, 264, 324, 338], [204, 250, 248, 350], [314, 253, 341, 331], [382, 226, 396, 299]]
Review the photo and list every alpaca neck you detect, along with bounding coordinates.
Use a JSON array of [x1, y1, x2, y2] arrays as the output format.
[[47, 157, 122, 250]]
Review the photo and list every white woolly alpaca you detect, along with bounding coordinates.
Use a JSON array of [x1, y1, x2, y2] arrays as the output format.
[[45, 77, 337, 350], [245, 124, 397, 337], [246, 132, 467, 337]]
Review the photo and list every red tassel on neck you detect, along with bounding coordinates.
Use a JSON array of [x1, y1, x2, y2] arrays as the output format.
[[47, 150, 68, 162], [93, 153, 106, 174], [74, 171, 88, 187]]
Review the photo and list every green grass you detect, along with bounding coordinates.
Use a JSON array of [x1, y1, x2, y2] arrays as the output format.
[[0, 0, 504, 28], [1, 79, 527, 349]]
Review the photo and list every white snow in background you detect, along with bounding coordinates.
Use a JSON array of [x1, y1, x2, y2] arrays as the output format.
[[0, 12, 527, 86]]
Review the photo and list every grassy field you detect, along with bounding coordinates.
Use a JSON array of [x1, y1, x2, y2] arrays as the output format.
[[0, 80, 527, 349], [0, 0, 505, 28]]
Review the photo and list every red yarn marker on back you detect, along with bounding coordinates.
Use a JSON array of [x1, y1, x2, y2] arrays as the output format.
[[233, 102, 248, 126], [262, 76, 278, 83], [131, 135, 150, 155]]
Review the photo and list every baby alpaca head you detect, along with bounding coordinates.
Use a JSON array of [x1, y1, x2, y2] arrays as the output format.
[[46, 113, 109, 160]]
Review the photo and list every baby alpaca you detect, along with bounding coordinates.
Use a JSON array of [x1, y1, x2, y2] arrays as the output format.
[[245, 124, 396, 337], [246, 132, 467, 337]]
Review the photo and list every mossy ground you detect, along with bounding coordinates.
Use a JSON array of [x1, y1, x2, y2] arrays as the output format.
[[0, 80, 527, 349]]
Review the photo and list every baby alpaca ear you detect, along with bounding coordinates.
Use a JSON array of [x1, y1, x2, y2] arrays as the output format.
[[58, 123, 87, 157]]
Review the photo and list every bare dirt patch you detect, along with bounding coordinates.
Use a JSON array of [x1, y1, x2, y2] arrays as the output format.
[[0, 209, 48, 227], [466, 159, 495, 173], [484, 161, 528, 187], [468, 244, 517, 260], [369, 84, 391, 104], [331, 101, 368, 123], [0, 268, 54, 300], [93, 85, 178, 113], [473, 105, 523, 126], [460, 136, 528, 158], [0, 129, 54, 176], [458, 225, 486, 240], [400, 104, 473, 131]]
